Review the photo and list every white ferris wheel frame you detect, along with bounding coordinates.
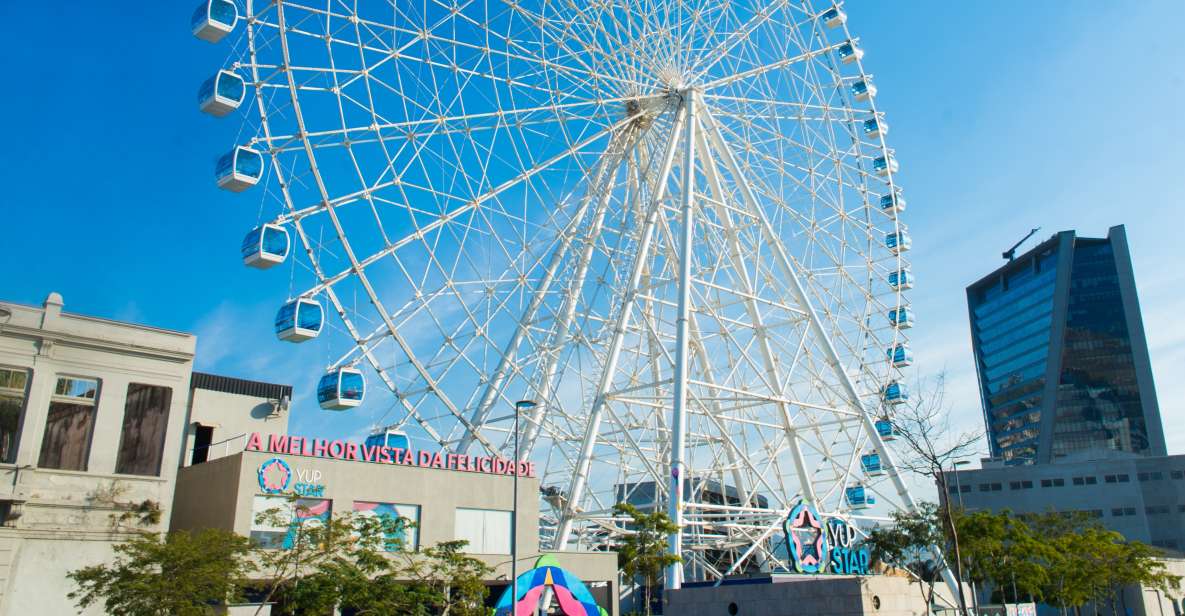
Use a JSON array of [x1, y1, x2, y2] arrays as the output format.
[[209, 0, 955, 593]]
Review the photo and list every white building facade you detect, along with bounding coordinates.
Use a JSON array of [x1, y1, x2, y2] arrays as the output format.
[[0, 293, 197, 615]]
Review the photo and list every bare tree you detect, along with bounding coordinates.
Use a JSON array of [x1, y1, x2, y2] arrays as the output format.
[[888, 372, 984, 616]]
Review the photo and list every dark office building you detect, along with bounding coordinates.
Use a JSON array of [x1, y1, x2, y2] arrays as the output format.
[[966, 225, 1165, 465]]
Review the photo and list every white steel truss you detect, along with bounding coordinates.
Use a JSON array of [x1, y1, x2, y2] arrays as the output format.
[[213, 0, 931, 586]]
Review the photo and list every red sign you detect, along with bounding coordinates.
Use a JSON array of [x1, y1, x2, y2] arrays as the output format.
[[245, 432, 537, 478]]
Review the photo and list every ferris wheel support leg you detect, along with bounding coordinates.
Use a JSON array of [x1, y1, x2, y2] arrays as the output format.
[[698, 103, 958, 597], [457, 133, 630, 455], [522, 126, 649, 457], [554, 104, 688, 551], [692, 109, 818, 507], [666, 90, 698, 591]]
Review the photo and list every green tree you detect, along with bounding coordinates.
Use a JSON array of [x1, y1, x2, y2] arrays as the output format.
[[68, 528, 255, 616], [613, 502, 681, 616], [885, 373, 983, 615], [865, 502, 949, 609], [409, 540, 493, 616], [1021, 511, 1179, 616], [956, 509, 1051, 604], [71, 501, 491, 616]]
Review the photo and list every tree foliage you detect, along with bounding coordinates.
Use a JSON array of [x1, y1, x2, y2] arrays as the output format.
[[70, 500, 492, 616], [868, 505, 1182, 615], [865, 502, 949, 609], [613, 502, 681, 616], [68, 528, 255, 616]]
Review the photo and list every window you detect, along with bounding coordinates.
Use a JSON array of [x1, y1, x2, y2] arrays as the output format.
[[1041, 479, 1052, 488], [38, 377, 99, 471], [1105, 475, 1117, 484], [1010, 481, 1022, 490], [1085, 476, 1097, 485], [1124, 507, 1135, 516], [979, 483, 992, 492], [1172, 470, 1184, 480], [1022, 480, 1033, 489], [191, 424, 214, 465], [115, 384, 172, 476], [1118, 474, 1130, 483], [1053, 478, 1064, 487], [960, 485, 971, 493], [454, 508, 511, 554], [1073, 477, 1085, 486], [1138, 472, 1150, 481], [353, 502, 420, 551], [991, 483, 1003, 492], [249, 495, 332, 549], [1111, 508, 1125, 517], [0, 368, 31, 464]]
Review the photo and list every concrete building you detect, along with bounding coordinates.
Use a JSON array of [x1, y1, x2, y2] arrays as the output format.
[[172, 435, 618, 614], [0, 293, 197, 615], [666, 573, 928, 616], [947, 451, 1185, 551], [955, 226, 1183, 616], [0, 292, 618, 615], [966, 225, 1164, 466]]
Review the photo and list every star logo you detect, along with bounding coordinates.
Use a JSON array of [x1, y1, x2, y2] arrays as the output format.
[[785, 502, 828, 574], [258, 458, 292, 494]]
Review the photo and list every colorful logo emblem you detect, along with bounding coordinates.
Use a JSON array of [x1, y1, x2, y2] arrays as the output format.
[[784, 502, 828, 573], [257, 457, 292, 494]]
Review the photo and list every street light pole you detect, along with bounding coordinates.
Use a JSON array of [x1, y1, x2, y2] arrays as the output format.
[[513, 400, 536, 616], [952, 459, 976, 616]]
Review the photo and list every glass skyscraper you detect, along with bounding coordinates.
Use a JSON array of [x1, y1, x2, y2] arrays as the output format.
[[966, 226, 1164, 465]]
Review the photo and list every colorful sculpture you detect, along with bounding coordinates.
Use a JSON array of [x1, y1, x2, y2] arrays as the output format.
[[493, 554, 604, 616]]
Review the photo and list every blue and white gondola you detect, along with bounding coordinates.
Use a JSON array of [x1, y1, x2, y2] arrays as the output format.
[[318, 368, 365, 411], [191, 0, 238, 43], [885, 229, 912, 254], [880, 192, 905, 214], [820, 6, 847, 29], [888, 268, 914, 290], [882, 381, 909, 405], [861, 453, 885, 477], [274, 299, 323, 342], [241, 224, 290, 269], [863, 117, 887, 139], [216, 146, 263, 192], [837, 40, 863, 64], [886, 344, 913, 368], [888, 307, 914, 329], [198, 70, 246, 117], [851, 79, 877, 102], [873, 154, 898, 177]]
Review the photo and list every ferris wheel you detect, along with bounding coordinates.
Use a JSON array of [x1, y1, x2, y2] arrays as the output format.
[[193, 0, 923, 583]]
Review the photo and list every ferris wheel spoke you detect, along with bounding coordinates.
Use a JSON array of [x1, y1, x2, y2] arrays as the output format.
[[278, 108, 638, 296]]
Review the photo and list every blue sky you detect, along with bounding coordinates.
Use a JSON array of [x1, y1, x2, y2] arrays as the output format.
[[2, 2, 1183, 458]]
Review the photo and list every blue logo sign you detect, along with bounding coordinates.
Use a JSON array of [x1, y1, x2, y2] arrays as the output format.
[[257, 457, 292, 494], [784, 502, 871, 575], [826, 517, 871, 575], [784, 502, 828, 573]]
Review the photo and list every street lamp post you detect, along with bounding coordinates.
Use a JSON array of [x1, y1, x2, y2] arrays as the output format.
[[952, 459, 977, 616], [512, 400, 536, 615]]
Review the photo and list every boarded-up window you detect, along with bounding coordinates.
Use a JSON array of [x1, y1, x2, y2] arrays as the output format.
[[454, 508, 511, 554], [115, 384, 173, 476], [39, 377, 99, 471], [0, 368, 30, 464]]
